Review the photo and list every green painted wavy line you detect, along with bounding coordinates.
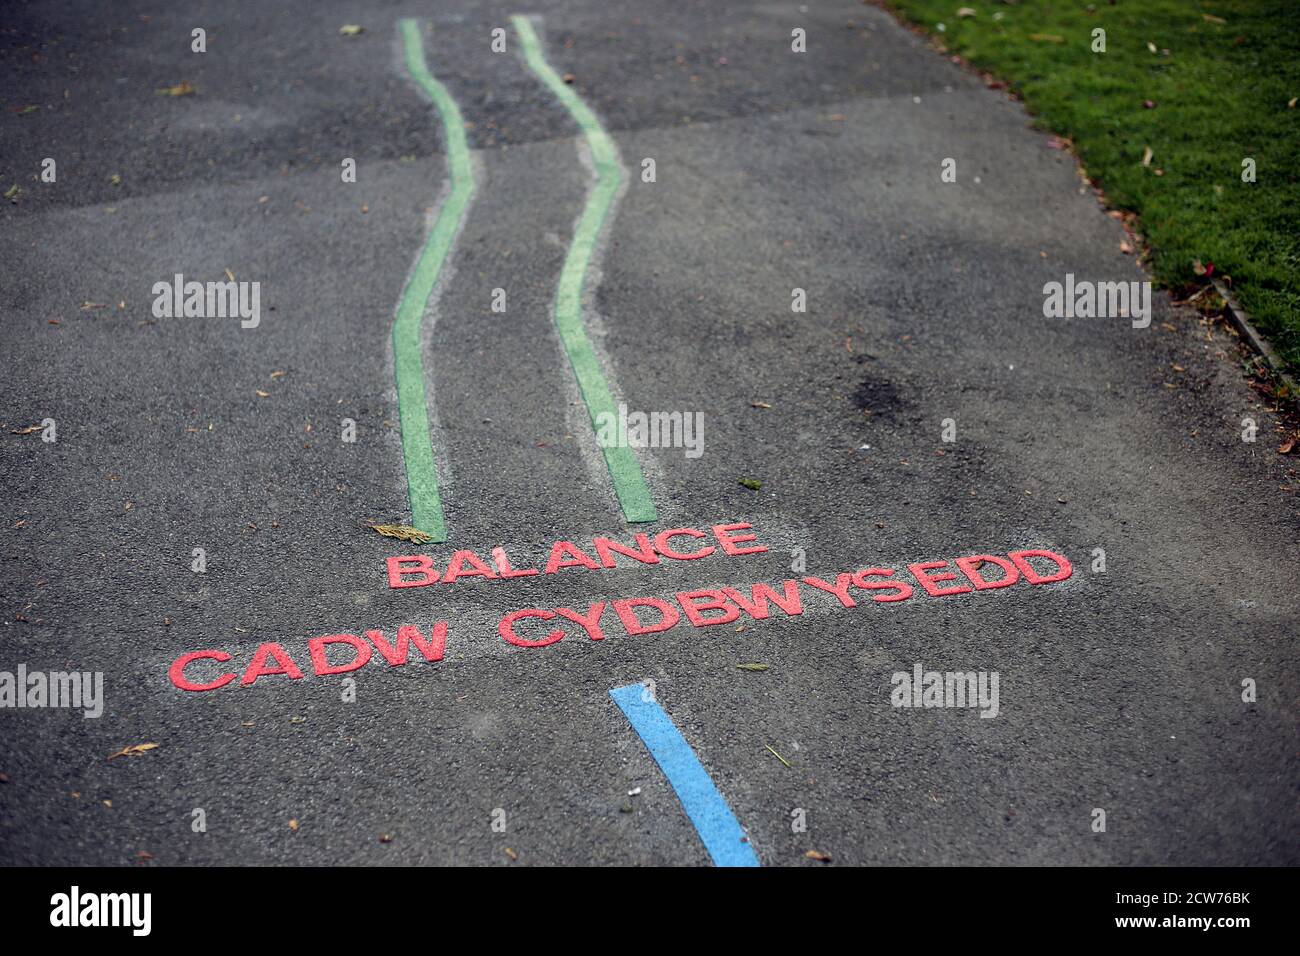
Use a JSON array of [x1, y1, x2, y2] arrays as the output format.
[[392, 18, 476, 541], [512, 14, 657, 524]]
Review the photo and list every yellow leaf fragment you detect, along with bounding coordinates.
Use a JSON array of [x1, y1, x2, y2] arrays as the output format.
[[156, 81, 196, 97], [107, 743, 159, 761], [368, 524, 434, 544]]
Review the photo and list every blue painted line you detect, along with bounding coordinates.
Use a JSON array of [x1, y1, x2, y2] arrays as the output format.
[[609, 683, 760, 867]]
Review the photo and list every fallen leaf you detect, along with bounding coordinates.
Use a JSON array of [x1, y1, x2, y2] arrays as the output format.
[[10, 425, 41, 435], [957, 7, 976, 17], [1141, 146, 1153, 167], [504, 847, 518, 860], [1202, 14, 1226, 25], [288, 819, 300, 831], [339, 24, 364, 36], [255, 389, 270, 398], [738, 477, 762, 490], [3, 184, 18, 201], [156, 81, 196, 97], [379, 833, 393, 843], [1279, 436, 1297, 455], [1119, 241, 1134, 255], [103, 800, 112, 808], [750, 401, 772, 409], [368, 523, 434, 544], [1146, 41, 1158, 54], [562, 73, 576, 84], [107, 743, 158, 761], [1289, 97, 1297, 109], [270, 369, 286, 379], [736, 663, 770, 671], [805, 850, 833, 863]]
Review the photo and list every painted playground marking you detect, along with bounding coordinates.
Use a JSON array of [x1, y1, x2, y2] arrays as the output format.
[[610, 683, 760, 866], [512, 14, 657, 524], [393, 18, 477, 541]]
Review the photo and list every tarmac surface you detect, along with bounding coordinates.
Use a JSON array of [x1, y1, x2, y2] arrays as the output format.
[[1, 0, 1296, 865]]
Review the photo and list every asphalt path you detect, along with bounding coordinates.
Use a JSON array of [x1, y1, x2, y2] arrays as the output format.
[[1, 0, 1296, 866]]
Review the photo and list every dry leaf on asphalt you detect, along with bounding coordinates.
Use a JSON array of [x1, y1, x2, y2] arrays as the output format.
[[805, 850, 832, 862], [156, 81, 195, 97], [339, 24, 364, 36], [107, 743, 159, 761], [368, 523, 434, 544]]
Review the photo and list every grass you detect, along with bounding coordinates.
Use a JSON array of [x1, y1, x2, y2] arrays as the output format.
[[885, 0, 1300, 373]]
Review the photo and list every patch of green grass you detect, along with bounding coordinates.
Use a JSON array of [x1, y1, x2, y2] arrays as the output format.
[[886, 0, 1300, 371]]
